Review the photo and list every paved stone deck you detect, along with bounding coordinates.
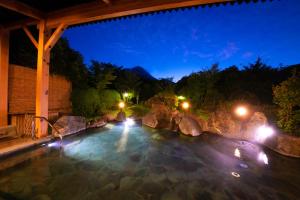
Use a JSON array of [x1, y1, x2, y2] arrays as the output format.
[[0, 137, 52, 158]]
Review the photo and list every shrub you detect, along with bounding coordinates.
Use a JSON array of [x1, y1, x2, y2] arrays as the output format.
[[130, 104, 150, 117], [273, 75, 300, 136], [145, 92, 178, 110], [72, 88, 101, 118], [98, 89, 121, 114]]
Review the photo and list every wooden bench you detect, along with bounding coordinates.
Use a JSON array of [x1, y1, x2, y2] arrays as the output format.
[[0, 125, 18, 139]]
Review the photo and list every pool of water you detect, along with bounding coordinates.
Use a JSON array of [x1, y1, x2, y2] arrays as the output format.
[[0, 122, 299, 200]]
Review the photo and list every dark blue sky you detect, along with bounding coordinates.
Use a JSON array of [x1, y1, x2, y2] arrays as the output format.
[[63, 0, 300, 81]]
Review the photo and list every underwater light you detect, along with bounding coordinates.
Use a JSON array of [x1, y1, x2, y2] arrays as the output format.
[[234, 148, 241, 158], [255, 125, 274, 143], [239, 163, 248, 169], [231, 172, 240, 178], [47, 142, 57, 147], [258, 152, 269, 165], [125, 118, 135, 126]]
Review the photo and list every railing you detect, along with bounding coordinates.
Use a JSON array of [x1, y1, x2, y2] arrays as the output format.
[[33, 116, 63, 142]]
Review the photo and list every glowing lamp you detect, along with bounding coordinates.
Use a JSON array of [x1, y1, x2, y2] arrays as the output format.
[[177, 96, 186, 100], [181, 102, 190, 110], [235, 106, 248, 117], [255, 125, 274, 143], [123, 92, 129, 98], [118, 102, 125, 109]]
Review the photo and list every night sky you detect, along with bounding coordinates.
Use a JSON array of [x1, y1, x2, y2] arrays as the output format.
[[63, 0, 300, 81]]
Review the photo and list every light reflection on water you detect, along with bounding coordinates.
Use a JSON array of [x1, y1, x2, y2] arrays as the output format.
[[0, 123, 299, 200]]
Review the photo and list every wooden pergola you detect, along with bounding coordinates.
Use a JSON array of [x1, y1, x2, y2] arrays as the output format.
[[0, 0, 261, 138]]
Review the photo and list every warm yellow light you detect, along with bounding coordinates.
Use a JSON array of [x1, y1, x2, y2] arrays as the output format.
[[235, 106, 248, 117], [123, 92, 129, 97], [119, 102, 125, 109], [177, 96, 186, 100], [182, 102, 190, 110]]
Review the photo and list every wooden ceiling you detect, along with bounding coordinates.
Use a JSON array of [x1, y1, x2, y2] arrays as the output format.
[[0, 0, 269, 30]]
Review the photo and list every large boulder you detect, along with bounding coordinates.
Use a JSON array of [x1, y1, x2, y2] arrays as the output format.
[[116, 111, 126, 122], [142, 113, 158, 128], [265, 134, 300, 158], [142, 104, 173, 129], [242, 112, 268, 141], [206, 107, 268, 141], [178, 116, 202, 136], [52, 116, 86, 136], [87, 118, 107, 128], [207, 109, 241, 137]]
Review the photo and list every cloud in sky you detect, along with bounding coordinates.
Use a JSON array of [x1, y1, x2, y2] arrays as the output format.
[[242, 51, 254, 59], [218, 42, 239, 60]]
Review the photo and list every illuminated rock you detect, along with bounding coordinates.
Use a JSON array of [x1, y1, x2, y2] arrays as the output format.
[[142, 104, 173, 129], [87, 118, 106, 128], [142, 113, 159, 128], [52, 116, 86, 136], [243, 112, 268, 141], [178, 116, 202, 136], [116, 111, 126, 122]]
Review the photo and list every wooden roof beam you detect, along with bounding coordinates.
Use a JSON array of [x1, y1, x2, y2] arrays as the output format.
[[0, 0, 43, 20], [23, 26, 38, 49], [45, 0, 234, 28], [44, 23, 67, 52], [4, 0, 233, 30]]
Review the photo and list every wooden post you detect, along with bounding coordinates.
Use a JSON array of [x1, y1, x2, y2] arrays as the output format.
[[35, 20, 50, 138], [35, 22, 66, 138], [0, 29, 9, 126]]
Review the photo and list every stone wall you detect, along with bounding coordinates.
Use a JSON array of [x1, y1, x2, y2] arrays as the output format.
[[8, 64, 72, 115]]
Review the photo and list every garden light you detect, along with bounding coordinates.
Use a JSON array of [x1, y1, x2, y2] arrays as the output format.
[[118, 101, 125, 109], [181, 101, 190, 110], [235, 106, 248, 117], [177, 96, 186, 100], [255, 125, 274, 143], [123, 92, 129, 98], [258, 151, 269, 165]]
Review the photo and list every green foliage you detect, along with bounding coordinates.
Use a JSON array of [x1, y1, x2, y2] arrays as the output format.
[[51, 38, 89, 89], [192, 109, 210, 121], [145, 92, 178, 110], [72, 89, 121, 117], [273, 74, 300, 135], [88, 61, 117, 91], [114, 70, 141, 103], [72, 88, 101, 118], [130, 104, 150, 117], [98, 90, 121, 113], [176, 63, 222, 110]]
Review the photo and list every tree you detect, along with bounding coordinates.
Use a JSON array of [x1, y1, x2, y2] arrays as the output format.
[[176, 63, 222, 109], [98, 90, 121, 113], [88, 61, 117, 90], [273, 73, 300, 135], [114, 70, 141, 103], [51, 38, 89, 89]]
